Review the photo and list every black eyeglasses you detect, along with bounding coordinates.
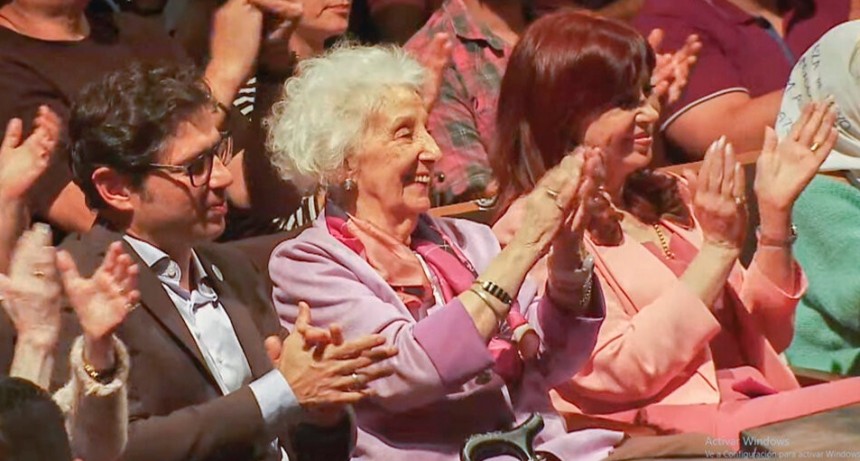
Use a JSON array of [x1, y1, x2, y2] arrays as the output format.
[[147, 132, 234, 187]]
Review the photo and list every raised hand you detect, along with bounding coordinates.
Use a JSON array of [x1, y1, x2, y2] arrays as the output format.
[[754, 100, 838, 213], [0, 223, 62, 348], [0, 106, 61, 201], [276, 302, 398, 410], [415, 32, 453, 112], [253, 0, 303, 41], [683, 136, 747, 250], [647, 30, 701, 108], [57, 242, 140, 343], [513, 147, 600, 256]]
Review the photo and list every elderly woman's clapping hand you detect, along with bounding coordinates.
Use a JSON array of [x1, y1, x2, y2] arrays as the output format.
[[267, 302, 397, 422], [512, 147, 604, 257], [0, 223, 62, 351]]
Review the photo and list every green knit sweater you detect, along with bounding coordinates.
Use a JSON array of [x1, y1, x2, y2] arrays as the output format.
[[788, 175, 860, 375]]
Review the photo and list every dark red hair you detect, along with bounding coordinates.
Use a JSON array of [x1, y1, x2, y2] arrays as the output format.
[[490, 9, 691, 240]]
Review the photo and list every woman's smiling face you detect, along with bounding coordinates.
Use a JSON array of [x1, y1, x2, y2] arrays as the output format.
[[350, 86, 442, 221]]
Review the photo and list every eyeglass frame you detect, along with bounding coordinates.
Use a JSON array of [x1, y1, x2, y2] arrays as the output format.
[[145, 131, 234, 187]]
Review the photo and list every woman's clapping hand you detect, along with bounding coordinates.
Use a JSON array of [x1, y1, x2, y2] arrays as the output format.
[[683, 137, 747, 251], [755, 101, 838, 214], [513, 147, 604, 256]]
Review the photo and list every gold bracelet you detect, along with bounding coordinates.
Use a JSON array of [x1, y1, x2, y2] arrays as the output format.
[[474, 279, 514, 306], [82, 357, 117, 384], [468, 287, 507, 321]]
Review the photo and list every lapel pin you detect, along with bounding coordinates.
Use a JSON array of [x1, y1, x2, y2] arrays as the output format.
[[211, 264, 224, 282]]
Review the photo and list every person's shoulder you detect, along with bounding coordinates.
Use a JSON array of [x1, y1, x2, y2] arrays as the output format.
[[269, 223, 338, 265]]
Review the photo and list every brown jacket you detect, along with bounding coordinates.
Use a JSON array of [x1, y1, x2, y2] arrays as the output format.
[[1, 224, 352, 461]]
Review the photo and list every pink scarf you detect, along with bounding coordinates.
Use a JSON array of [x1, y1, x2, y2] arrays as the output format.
[[325, 208, 537, 382]]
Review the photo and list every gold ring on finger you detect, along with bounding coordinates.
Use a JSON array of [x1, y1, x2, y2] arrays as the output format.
[[810, 141, 821, 152], [125, 302, 139, 312]]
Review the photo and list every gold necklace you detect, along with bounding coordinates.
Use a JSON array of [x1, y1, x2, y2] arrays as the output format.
[[652, 224, 675, 259]]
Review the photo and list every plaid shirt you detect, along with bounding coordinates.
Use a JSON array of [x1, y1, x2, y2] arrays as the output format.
[[405, 0, 512, 206]]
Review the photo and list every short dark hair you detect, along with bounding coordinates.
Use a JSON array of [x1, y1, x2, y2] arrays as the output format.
[[0, 377, 72, 461], [69, 62, 212, 210]]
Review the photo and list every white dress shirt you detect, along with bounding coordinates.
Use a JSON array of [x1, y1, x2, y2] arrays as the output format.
[[124, 236, 301, 459]]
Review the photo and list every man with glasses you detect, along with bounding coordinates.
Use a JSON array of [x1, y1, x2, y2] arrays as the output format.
[[14, 62, 397, 461]]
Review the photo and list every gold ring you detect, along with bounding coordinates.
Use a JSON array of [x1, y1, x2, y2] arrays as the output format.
[[32, 270, 46, 278], [810, 141, 821, 152], [125, 302, 139, 312]]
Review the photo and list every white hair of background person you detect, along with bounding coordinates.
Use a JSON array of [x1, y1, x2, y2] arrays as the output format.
[[776, 20, 860, 171], [264, 44, 427, 192]]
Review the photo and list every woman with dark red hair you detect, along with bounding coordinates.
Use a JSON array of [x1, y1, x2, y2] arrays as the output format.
[[491, 9, 860, 444]]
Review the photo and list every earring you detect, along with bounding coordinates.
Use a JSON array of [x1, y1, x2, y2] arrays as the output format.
[[343, 178, 356, 191]]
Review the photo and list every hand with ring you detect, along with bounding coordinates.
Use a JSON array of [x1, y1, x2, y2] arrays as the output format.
[[512, 146, 604, 257], [754, 100, 838, 215], [57, 241, 140, 372], [270, 302, 398, 421], [0, 223, 63, 351], [682, 136, 748, 251]]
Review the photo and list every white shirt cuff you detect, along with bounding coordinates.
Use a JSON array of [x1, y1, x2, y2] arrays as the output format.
[[249, 369, 304, 430]]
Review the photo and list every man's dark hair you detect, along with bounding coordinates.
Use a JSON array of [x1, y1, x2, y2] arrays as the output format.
[[0, 377, 72, 461], [69, 61, 213, 210]]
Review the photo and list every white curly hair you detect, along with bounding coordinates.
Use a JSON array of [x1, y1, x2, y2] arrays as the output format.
[[264, 43, 427, 192]]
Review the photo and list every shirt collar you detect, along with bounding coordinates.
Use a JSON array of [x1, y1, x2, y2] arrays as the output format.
[[122, 235, 213, 293], [443, 0, 507, 52]]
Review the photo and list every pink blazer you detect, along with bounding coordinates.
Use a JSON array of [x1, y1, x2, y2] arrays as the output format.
[[493, 195, 806, 426]]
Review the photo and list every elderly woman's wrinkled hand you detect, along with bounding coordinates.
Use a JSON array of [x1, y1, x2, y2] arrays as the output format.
[[647, 30, 701, 108], [683, 137, 747, 251], [0, 223, 62, 349], [754, 100, 838, 214], [513, 147, 598, 256], [274, 302, 398, 411], [0, 106, 61, 202]]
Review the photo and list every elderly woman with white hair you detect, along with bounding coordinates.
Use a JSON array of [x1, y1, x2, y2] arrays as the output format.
[[777, 20, 860, 377], [265, 43, 625, 461]]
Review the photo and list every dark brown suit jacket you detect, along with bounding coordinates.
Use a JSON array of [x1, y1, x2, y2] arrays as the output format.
[[0, 224, 352, 461]]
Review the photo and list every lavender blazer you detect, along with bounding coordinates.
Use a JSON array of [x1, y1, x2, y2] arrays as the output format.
[[269, 212, 624, 461]]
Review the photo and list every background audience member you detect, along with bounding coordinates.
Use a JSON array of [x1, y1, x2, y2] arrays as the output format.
[[1, 223, 138, 461], [0, 0, 301, 236], [266, 44, 625, 461], [634, 0, 850, 163], [776, 20, 860, 376], [0, 107, 60, 273], [406, 0, 697, 206], [404, 0, 528, 206], [491, 10, 860, 446], [0, 62, 398, 461]]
